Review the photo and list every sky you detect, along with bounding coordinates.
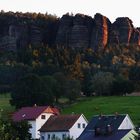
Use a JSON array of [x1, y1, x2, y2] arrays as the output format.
[[0, 0, 140, 27]]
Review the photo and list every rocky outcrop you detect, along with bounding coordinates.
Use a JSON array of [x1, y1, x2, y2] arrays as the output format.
[[0, 12, 140, 53], [109, 17, 134, 45], [130, 28, 140, 45], [90, 13, 111, 49], [69, 14, 90, 48], [0, 36, 16, 51], [30, 25, 42, 46], [56, 14, 93, 48], [55, 14, 73, 46]]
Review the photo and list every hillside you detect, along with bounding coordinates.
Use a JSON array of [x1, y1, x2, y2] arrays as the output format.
[[1, 11, 140, 95], [62, 96, 140, 124]]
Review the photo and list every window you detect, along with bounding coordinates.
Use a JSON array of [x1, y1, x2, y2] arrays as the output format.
[[41, 115, 46, 119], [82, 123, 86, 128], [78, 123, 81, 128], [48, 134, 50, 140], [62, 134, 66, 140], [41, 136, 45, 140], [52, 134, 55, 140]]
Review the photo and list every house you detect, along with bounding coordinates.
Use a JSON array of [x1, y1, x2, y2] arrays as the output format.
[[39, 114, 88, 140], [77, 114, 137, 140], [12, 106, 59, 140]]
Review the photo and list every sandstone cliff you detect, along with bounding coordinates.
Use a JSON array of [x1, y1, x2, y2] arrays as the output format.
[[109, 17, 134, 45], [90, 13, 111, 49], [0, 11, 140, 52], [69, 14, 91, 48]]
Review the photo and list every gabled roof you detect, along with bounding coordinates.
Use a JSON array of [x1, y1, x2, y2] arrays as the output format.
[[77, 129, 131, 140], [78, 114, 127, 140], [86, 114, 126, 132], [39, 114, 81, 132], [12, 106, 59, 122]]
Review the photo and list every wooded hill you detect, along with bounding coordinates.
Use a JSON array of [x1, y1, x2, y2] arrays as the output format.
[[0, 11, 140, 96]]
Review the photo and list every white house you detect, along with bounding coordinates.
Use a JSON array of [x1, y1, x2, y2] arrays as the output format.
[[39, 114, 88, 140], [77, 114, 136, 140], [12, 106, 59, 139], [118, 114, 135, 130]]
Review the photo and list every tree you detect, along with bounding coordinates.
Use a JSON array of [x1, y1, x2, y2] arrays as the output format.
[[65, 79, 81, 101], [112, 75, 134, 95], [53, 72, 67, 102], [41, 75, 57, 103], [82, 68, 93, 96], [91, 72, 114, 96], [129, 66, 140, 90], [10, 74, 54, 108], [0, 114, 31, 140]]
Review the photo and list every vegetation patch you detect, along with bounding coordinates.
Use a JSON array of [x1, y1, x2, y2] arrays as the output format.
[[62, 96, 140, 124], [0, 94, 14, 117]]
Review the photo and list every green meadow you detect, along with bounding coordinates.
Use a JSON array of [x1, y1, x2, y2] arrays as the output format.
[[0, 94, 140, 124], [62, 96, 140, 124]]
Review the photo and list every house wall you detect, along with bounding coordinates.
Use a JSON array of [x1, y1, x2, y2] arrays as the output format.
[[69, 114, 88, 140], [36, 113, 53, 139], [121, 129, 138, 140], [118, 115, 134, 130], [40, 131, 69, 140], [29, 113, 54, 139]]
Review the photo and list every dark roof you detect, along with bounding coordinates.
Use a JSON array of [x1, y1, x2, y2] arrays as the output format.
[[39, 114, 81, 132], [12, 106, 59, 122], [78, 114, 127, 140], [77, 129, 131, 140], [86, 114, 126, 131]]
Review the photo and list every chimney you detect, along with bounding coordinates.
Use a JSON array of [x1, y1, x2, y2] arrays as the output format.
[[106, 124, 112, 135], [95, 127, 101, 136], [114, 112, 119, 119], [98, 113, 102, 120]]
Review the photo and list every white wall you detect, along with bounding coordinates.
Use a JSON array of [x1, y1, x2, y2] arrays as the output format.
[[121, 129, 138, 140], [36, 113, 53, 139], [69, 114, 88, 140], [28, 113, 53, 139], [40, 114, 88, 140], [118, 115, 135, 130], [40, 131, 69, 140]]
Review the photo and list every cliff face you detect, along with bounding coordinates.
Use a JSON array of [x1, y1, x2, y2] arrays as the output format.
[[109, 17, 134, 45], [130, 28, 140, 45], [90, 13, 111, 49], [55, 14, 93, 48], [55, 14, 73, 46], [69, 14, 91, 48], [0, 12, 140, 53]]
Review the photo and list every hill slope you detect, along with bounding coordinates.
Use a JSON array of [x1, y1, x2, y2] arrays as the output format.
[[62, 96, 140, 124]]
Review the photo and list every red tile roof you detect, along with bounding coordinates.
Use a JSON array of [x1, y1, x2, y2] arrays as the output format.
[[39, 114, 81, 132], [12, 106, 59, 122]]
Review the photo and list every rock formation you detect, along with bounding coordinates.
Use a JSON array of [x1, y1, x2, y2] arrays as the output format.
[[69, 14, 89, 48], [109, 17, 134, 46], [90, 13, 111, 49], [130, 28, 140, 45], [30, 25, 42, 46], [0, 12, 140, 53], [55, 14, 73, 46]]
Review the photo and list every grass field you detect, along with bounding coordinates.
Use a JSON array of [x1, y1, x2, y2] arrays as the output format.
[[62, 96, 140, 124], [0, 94, 140, 124]]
